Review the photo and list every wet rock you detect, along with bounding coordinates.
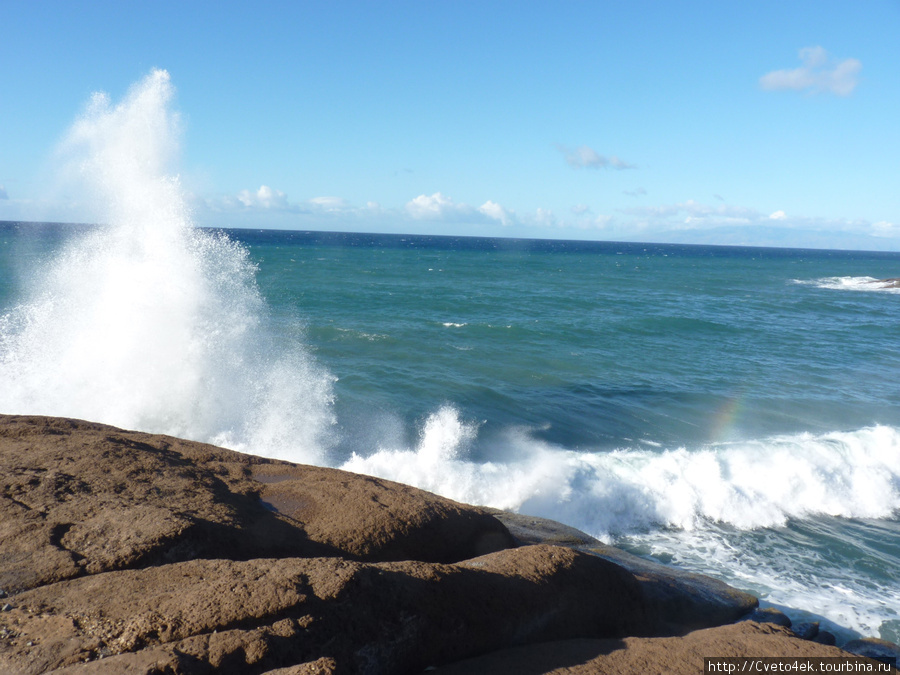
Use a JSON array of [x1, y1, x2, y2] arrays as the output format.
[[492, 510, 759, 634], [743, 606, 793, 627], [792, 621, 819, 640], [431, 621, 853, 675], [813, 630, 836, 646], [842, 637, 900, 664], [487, 508, 601, 548]]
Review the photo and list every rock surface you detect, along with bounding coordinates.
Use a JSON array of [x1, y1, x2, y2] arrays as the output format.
[[0, 546, 648, 674], [742, 607, 793, 627], [843, 637, 900, 664], [0, 415, 882, 674], [430, 621, 873, 675], [0, 414, 514, 594], [493, 510, 759, 632]]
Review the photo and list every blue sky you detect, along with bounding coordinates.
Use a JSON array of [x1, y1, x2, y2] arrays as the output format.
[[2, 1, 899, 250]]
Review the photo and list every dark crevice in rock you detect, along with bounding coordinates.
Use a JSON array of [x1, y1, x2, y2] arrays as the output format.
[[1, 491, 36, 513]]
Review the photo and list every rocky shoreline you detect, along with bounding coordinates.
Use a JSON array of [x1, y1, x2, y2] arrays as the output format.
[[1, 415, 896, 674]]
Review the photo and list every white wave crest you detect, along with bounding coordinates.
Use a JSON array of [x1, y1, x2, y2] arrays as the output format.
[[796, 276, 900, 293], [343, 408, 900, 538]]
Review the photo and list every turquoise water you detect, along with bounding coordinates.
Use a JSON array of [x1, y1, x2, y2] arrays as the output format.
[[2, 222, 899, 642], [245, 231, 900, 453]]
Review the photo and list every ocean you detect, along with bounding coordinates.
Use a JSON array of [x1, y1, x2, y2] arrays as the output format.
[[1, 70, 898, 645], [1, 221, 898, 644]]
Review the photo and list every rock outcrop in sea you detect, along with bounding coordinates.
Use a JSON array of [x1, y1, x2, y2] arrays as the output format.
[[0, 415, 892, 674]]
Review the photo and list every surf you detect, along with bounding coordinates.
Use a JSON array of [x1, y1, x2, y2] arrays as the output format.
[[0, 70, 335, 463], [344, 407, 900, 536], [343, 406, 900, 638]]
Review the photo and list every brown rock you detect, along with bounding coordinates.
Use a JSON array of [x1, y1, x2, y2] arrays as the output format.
[[255, 464, 514, 562], [432, 621, 871, 675], [1, 546, 648, 674], [0, 414, 864, 674], [0, 414, 514, 593], [492, 510, 759, 633], [260, 660, 339, 675]]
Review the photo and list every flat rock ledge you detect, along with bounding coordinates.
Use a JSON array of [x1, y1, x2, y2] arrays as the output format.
[[0, 415, 887, 674]]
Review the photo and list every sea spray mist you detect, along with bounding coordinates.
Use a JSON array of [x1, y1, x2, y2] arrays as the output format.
[[0, 70, 335, 462]]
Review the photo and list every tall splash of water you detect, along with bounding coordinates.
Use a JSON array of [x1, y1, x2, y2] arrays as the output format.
[[0, 70, 334, 462]]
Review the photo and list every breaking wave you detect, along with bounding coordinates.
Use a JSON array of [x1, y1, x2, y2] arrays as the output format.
[[0, 70, 335, 462]]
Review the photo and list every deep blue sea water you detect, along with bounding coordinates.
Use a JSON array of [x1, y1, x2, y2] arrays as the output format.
[[2, 221, 899, 642]]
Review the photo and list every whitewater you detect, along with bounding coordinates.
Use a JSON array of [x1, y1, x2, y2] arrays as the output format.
[[1, 70, 899, 644]]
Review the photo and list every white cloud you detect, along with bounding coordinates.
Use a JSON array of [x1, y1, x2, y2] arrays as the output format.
[[760, 47, 861, 96], [237, 185, 289, 209], [309, 196, 351, 212], [566, 204, 614, 230], [193, 184, 900, 251], [577, 214, 612, 230], [217, 188, 353, 215], [622, 200, 766, 232], [405, 193, 517, 226], [0, 185, 7, 200], [478, 200, 514, 226], [405, 192, 473, 220], [557, 144, 635, 170], [610, 199, 900, 249], [623, 187, 647, 197], [871, 221, 899, 238], [534, 208, 557, 226]]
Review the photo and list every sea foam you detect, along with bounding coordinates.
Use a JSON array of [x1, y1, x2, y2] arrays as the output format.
[[344, 407, 900, 537], [343, 407, 900, 637]]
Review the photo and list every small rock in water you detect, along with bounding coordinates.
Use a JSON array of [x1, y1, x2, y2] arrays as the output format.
[[842, 637, 900, 665], [792, 622, 819, 640], [813, 631, 836, 646], [744, 607, 792, 627], [868, 277, 900, 288]]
